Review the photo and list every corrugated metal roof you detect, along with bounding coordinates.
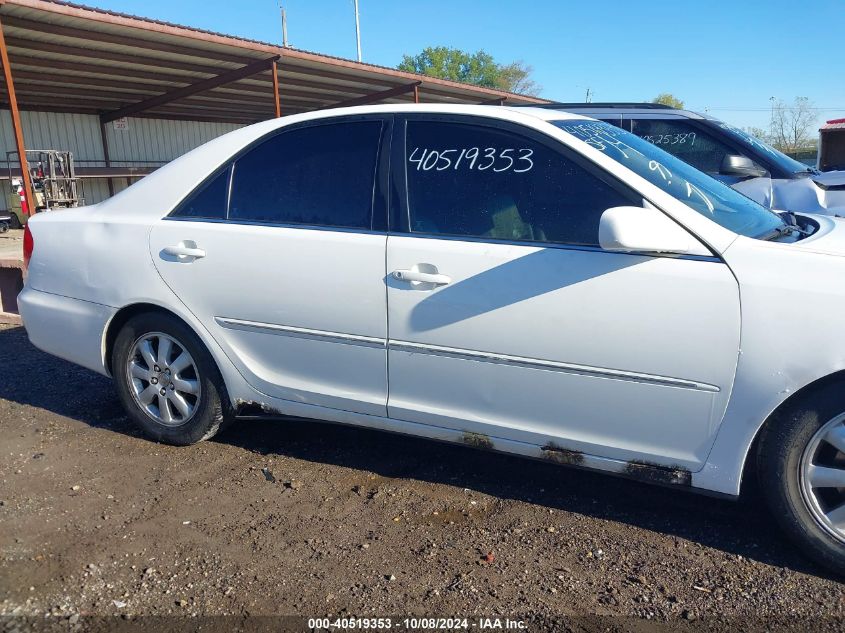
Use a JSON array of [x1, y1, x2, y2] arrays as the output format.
[[0, 0, 547, 125], [821, 119, 845, 131]]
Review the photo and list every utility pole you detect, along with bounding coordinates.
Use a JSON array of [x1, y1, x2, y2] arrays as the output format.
[[769, 95, 776, 131], [279, 3, 288, 47], [584, 87, 592, 103], [353, 0, 362, 62]]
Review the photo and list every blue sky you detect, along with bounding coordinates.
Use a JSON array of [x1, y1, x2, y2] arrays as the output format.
[[85, 0, 843, 131]]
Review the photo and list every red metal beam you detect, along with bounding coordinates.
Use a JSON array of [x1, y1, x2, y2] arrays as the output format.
[[0, 102, 260, 125], [271, 60, 280, 118], [100, 121, 114, 196], [100, 55, 280, 123], [5, 77, 299, 107], [329, 81, 421, 109], [0, 16, 35, 219], [1, 89, 320, 115]]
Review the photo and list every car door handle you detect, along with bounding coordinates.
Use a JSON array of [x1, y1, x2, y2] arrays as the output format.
[[392, 269, 451, 285], [163, 245, 206, 259]]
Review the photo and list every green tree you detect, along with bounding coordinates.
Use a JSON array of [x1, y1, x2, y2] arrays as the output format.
[[652, 93, 684, 109], [398, 47, 540, 96]]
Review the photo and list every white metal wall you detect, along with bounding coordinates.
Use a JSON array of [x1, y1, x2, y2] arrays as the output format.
[[0, 109, 242, 210], [102, 116, 243, 166]]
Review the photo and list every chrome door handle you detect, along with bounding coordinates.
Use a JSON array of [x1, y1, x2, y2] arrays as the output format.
[[163, 244, 206, 260], [392, 269, 451, 285]]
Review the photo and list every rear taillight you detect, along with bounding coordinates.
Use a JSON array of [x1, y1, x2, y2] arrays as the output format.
[[23, 223, 33, 269]]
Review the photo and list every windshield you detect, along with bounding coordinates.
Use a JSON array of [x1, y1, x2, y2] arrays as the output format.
[[554, 119, 785, 239], [713, 121, 816, 176]]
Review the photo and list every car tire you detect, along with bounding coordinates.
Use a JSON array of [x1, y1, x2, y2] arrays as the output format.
[[8, 213, 21, 230], [757, 382, 845, 575], [112, 312, 234, 445]]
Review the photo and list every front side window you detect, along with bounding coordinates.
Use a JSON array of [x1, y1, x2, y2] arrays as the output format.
[[556, 119, 784, 239], [629, 118, 757, 175], [715, 121, 816, 176], [228, 121, 382, 229], [404, 120, 631, 246]]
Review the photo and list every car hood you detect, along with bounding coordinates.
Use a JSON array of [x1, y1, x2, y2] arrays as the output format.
[[732, 174, 845, 216], [789, 214, 845, 257], [811, 170, 845, 191]]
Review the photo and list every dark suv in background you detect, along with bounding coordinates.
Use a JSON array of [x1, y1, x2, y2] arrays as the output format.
[[526, 103, 844, 215]]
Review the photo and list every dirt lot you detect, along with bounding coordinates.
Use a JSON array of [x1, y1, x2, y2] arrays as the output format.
[[0, 229, 22, 261], [1, 323, 843, 631]]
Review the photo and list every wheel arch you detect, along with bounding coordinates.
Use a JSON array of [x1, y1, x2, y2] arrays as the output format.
[[740, 369, 845, 494], [103, 302, 201, 377]]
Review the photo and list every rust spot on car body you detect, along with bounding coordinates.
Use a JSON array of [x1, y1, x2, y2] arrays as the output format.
[[624, 460, 691, 486], [462, 432, 494, 450], [540, 442, 585, 466], [235, 400, 284, 417]]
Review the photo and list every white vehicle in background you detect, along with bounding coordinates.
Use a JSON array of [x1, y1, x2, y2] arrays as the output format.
[[535, 103, 845, 216], [17, 104, 845, 575]]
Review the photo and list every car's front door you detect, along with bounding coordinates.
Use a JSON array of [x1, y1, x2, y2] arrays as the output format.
[[385, 116, 741, 470], [150, 117, 390, 416], [626, 116, 766, 182]]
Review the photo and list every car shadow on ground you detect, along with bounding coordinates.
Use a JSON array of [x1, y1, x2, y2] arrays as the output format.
[[0, 325, 829, 579]]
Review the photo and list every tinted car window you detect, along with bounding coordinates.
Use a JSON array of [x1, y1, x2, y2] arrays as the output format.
[[228, 121, 382, 229], [556, 120, 784, 239], [715, 121, 814, 176], [172, 168, 229, 219], [404, 121, 631, 246], [629, 118, 758, 175]]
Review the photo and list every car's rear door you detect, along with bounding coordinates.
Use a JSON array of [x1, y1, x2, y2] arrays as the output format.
[[149, 115, 390, 416], [385, 115, 741, 470]]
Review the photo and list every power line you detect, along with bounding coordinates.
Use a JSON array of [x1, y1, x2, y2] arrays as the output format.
[[706, 107, 845, 112]]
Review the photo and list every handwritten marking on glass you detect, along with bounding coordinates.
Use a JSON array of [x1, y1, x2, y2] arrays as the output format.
[[685, 182, 715, 213], [564, 123, 715, 212], [408, 147, 533, 173], [639, 132, 696, 147]]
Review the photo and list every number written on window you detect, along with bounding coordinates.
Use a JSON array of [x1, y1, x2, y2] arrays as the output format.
[[408, 147, 534, 173], [404, 120, 632, 246], [639, 132, 697, 147]]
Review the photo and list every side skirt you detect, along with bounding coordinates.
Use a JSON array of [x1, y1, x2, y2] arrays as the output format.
[[232, 399, 727, 498]]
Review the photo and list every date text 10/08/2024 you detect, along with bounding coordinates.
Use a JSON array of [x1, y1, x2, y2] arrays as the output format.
[[307, 617, 528, 630]]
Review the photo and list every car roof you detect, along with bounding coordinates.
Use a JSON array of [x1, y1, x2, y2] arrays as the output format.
[[269, 103, 591, 124], [515, 102, 710, 121]]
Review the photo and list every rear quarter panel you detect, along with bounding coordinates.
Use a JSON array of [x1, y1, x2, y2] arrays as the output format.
[[24, 206, 258, 403]]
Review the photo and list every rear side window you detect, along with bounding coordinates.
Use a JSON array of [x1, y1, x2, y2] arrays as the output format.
[[228, 121, 382, 229], [629, 118, 759, 175], [404, 121, 631, 246], [172, 168, 229, 219]]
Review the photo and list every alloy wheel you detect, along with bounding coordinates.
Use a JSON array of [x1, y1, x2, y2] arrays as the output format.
[[799, 412, 845, 544], [126, 332, 201, 426]]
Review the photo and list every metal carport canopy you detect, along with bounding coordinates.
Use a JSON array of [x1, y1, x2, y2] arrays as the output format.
[[0, 0, 548, 125]]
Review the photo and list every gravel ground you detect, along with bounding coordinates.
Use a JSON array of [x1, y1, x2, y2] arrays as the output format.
[[0, 324, 843, 632], [0, 229, 22, 261]]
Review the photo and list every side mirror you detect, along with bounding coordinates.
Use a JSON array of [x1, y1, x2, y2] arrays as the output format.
[[719, 154, 767, 179], [599, 206, 704, 255]]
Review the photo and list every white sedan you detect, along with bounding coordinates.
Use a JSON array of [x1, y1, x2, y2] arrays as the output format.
[[18, 105, 845, 574]]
